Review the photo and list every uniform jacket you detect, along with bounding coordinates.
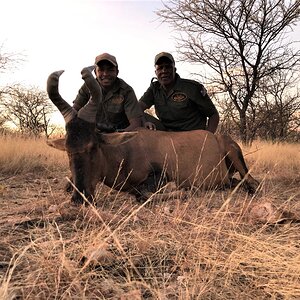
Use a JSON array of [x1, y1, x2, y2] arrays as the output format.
[[139, 74, 218, 131], [73, 78, 142, 129]]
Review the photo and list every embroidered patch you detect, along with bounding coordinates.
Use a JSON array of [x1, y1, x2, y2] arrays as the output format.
[[111, 95, 124, 104], [172, 92, 187, 102]]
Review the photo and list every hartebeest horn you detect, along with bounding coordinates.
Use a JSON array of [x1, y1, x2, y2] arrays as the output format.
[[77, 66, 102, 123], [47, 70, 77, 123]]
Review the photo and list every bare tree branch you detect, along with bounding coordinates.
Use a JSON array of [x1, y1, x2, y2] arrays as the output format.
[[157, 0, 300, 143], [0, 85, 55, 137]]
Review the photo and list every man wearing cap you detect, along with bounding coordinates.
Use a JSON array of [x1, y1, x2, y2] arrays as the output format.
[[139, 52, 219, 133], [73, 52, 143, 132]]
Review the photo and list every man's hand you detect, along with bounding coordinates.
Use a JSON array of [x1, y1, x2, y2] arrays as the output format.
[[144, 121, 156, 130]]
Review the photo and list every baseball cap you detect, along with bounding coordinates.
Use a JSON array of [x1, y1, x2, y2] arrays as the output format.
[[154, 52, 175, 66], [95, 53, 118, 67]]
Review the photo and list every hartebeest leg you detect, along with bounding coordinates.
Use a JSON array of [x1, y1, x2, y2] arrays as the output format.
[[131, 170, 169, 202], [216, 135, 259, 193], [64, 175, 73, 193]]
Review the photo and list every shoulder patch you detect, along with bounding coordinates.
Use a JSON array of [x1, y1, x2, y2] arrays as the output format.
[[111, 95, 124, 104], [172, 92, 187, 102]]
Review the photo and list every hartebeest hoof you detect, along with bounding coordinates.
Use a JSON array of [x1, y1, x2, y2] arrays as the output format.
[[240, 174, 260, 194], [65, 181, 73, 193]]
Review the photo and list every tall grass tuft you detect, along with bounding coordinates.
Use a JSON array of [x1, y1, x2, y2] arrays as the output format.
[[0, 134, 68, 175]]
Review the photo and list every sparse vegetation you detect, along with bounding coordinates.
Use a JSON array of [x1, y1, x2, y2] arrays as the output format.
[[0, 134, 67, 174], [0, 85, 56, 138], [157, 0, 300, 144], [0, 134, 299, 299]]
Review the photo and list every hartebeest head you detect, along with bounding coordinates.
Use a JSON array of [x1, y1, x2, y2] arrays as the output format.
[[47, 67, 101, 205]]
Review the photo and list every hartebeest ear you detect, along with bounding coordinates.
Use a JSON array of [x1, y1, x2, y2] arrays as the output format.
[[47, 138, 66, 151], [100, 131, 138, 145]]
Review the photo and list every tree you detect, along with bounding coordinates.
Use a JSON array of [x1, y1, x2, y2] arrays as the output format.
[[0, 115, 6, 132], [253, 68, 300, 140], [216, 68, 300, 142], [0, 85, 55, 137], [157, 0, 300, 143], [0, 42, 26, 134], [0, 44, 13, 74], [0, 43, 23, 75]]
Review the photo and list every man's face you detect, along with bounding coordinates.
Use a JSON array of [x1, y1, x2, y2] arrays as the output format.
[[155, 58, 176, 88], [96, 60, 118, 90]]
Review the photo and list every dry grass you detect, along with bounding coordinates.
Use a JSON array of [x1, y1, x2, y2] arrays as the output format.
[[245, 140, 300, 176], [0, 134, 299, 299], [0, 134, 68, 175]]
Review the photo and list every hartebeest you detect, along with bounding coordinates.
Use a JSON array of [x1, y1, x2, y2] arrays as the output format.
[[47, 67, 259, 205]]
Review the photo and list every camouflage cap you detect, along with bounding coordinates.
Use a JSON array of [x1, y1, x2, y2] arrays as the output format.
[[95, 53, 118, 67], [154, 52, 175, 66]]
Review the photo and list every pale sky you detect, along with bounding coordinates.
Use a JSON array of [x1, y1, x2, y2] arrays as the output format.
[[1, 0, 299, 126], [0, 0, 185, 125]]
